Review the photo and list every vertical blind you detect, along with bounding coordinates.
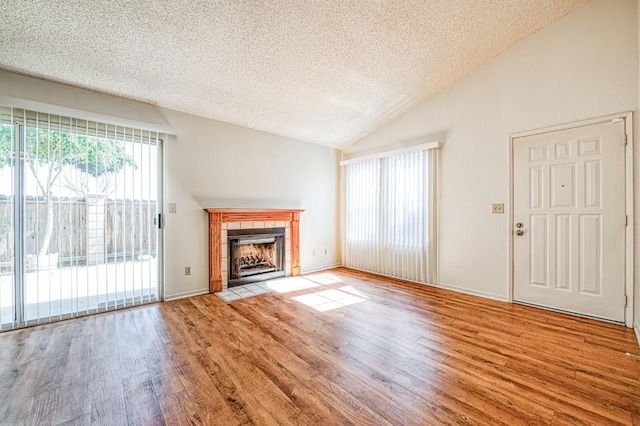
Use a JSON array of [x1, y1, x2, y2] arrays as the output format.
[[0, 106, 160, 329], [344, 148, 437, 284]]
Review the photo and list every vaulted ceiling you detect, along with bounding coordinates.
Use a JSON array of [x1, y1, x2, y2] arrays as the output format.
[[0, 0, 588, 148]]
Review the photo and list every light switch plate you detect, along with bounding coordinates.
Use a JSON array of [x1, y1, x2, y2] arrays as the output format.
[[169, 203, 177, 214], [492, 203, 504, 214]]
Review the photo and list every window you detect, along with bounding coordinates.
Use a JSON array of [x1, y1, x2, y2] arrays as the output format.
[[343, 146, 437, 284]]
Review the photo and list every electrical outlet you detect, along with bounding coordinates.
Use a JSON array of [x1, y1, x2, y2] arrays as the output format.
[[324, 249, 328, 255], [184, 266, 191, 275], [169, 203, 177, 214], [492, 203, 504, 214]]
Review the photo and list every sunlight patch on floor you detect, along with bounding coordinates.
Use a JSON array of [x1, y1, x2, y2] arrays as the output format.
[[265, 277, 320, 293], [303, 273, 343, 285], [337, 285, 367, 298], [292, 288, 366, 312]]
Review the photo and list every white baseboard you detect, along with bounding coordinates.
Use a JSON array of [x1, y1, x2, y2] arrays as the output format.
[[429, 281, 509, 302], [301, 263, 343, 274], [340, 266, 508, 302], [164, 288, 210, 301], [635, 324, 640, 348]]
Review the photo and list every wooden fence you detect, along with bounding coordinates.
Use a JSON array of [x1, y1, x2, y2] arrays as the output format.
[[0, 198, 157, 267]]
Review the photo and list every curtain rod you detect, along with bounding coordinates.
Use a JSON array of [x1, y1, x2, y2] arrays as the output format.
[[340, 141, 440, 166]]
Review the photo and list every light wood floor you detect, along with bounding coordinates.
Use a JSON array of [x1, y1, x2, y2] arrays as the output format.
[[1, 267, 639, 425]]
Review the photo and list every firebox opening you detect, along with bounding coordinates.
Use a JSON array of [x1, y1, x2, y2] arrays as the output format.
[[228, 227, 285, 287]]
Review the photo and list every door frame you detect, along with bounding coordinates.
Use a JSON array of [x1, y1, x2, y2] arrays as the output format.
[[157, 137, 165, 302], [508, 112, 634, 327]]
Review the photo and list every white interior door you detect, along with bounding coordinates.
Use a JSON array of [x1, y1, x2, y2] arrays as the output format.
[[513, 120, 626, 323]]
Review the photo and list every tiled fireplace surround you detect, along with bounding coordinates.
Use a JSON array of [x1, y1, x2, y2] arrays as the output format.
[[205, 209, 304, 292]]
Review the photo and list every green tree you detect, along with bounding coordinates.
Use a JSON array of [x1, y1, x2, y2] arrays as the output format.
[[0, 124, 136, 256]]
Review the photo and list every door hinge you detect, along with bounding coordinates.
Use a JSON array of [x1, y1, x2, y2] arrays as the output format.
[[624, 295, 628, 307], [624, 134, 628, 145], [625, 215, 628, 226]]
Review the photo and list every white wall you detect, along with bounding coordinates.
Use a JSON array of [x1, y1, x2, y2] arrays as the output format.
[[344, 0, 639, 310], [636, 0, 640, 336], [0, 70, 341, 299], [161, 109, 341, 298]]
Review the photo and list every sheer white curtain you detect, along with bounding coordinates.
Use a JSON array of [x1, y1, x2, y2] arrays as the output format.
[[344, 148, 437, 284]]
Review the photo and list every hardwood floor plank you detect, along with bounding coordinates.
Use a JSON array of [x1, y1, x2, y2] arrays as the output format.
[[58, 413, 92, 425], [249, 345, 354, 425], [156, 394, 189, 425], [88, 355, 124, 402], [0, 267, 638, 425], [182, 350, 248, 425], [1, 389, 56, 425], [53, 382, 92, 425], [204, 345, 307, 426], [443, 345, 632, 425], [158, 392, 201, 425], [145, 350, 187, 400], [331, 346, 507, 425], [122, 370, 165, 425], [90, 394, 128, 425], [8, 323, 54, 366], [337, 340, 519, 425]]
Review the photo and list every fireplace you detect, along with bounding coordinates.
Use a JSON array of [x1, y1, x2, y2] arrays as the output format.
[[228, 227, 285, 286], [205, 209, 304, 292]]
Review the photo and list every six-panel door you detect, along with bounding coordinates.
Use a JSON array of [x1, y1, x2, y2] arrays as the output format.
[[513, 120, 626, 322]]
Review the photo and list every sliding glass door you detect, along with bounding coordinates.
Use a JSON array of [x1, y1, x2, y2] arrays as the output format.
[[0, 107, 162, 329], [0, 121, 16, 327]]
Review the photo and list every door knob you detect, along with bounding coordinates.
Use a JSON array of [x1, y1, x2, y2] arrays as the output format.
[[515, 230, 524, 236]]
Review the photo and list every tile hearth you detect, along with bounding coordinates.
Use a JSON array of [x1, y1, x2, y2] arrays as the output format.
[[215, 282, 274, 302]]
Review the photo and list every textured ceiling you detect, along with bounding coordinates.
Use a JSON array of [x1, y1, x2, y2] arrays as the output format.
[[0, 0, 587, 148]]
